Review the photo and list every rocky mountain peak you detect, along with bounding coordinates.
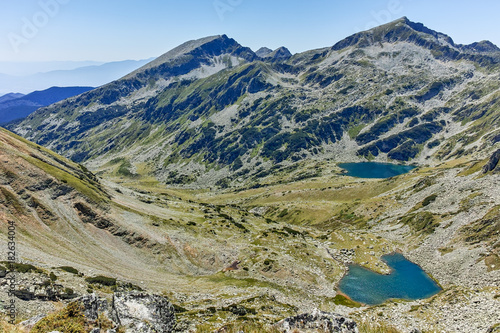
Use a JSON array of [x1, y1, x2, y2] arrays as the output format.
[[332, 16, 455, 50], [267, 46, 292, 60], [255, 47, 273, 57], [127, 34, 256, 79], [462, 40, 500, 53], [256, 46, 292, 60]]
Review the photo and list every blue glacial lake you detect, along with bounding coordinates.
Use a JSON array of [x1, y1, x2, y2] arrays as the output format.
[[338, 162, 416, 179], [338, 253, 441, 305]]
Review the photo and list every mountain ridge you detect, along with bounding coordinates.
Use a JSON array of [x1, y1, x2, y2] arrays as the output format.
[[9, 17, 500, 188]]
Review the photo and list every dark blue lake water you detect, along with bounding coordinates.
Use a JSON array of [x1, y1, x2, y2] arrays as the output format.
[[338, 253, 441, 305], [339, 162, 416, 179]]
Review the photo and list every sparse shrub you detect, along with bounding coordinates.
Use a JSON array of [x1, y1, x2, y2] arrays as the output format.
[[85, 275, 117, 286], [49, 272, 58, 281], [3, 262, 43, 274]]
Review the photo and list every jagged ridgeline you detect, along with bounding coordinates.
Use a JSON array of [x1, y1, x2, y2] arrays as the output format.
[[10, 17, 500, 186]]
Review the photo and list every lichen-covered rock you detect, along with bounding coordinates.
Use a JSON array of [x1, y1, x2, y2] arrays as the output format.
[[275, 309, 358, 333], [111, 292, 175, 333], [77, 293, 109, 321]]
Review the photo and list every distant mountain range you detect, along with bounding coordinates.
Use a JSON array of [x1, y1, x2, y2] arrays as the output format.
[[0, 92, 24, 104], [10, 17, 500, 188], [0, 58, 154, 95], [0, 60, 105, 76], [0, 86, 94, 125]]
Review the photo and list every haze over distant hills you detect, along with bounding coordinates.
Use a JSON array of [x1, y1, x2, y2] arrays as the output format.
[[0, 58, 154, 95], [0, 86, 94, 124], [0, 92, 24, 104], [0, 61, 105, 76]]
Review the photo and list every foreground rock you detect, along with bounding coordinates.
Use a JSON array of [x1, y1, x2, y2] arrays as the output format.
[[275, 309, 358, 333], [111, 292, 175, 333], [77, 293, 109, 321], [73, 292, 176, 332]]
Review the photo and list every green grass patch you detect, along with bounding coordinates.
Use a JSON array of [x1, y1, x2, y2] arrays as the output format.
[[457, 159, 488, 177], [333, 294, 362, 307], [23, 155, 109, 204], [460, 205, 500, 245], [400, 212, 439, 234], [348, 123, 366, 138]]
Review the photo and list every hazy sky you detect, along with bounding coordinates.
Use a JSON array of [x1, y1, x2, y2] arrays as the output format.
[[1, 0, 500, 62]]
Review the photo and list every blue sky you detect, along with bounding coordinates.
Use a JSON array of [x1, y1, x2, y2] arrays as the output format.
[[1, 0, 500, 62]]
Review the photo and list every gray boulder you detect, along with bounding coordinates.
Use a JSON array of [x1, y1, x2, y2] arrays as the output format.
[[275, 309, 358, 333], [77, 293, 109, 321], [111, 292, 175, 333]]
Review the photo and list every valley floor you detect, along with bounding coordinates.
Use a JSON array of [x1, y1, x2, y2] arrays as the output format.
[[1, 148, 500, 332]]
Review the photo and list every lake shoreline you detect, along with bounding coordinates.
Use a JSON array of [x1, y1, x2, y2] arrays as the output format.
[[338, 162, 417, 179], [338, 252, 442, 305]]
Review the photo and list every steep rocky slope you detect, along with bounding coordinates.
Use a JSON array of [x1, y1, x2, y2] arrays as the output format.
[[10, 17, 500, 188]]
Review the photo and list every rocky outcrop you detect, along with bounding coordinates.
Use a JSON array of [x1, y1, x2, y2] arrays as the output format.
[[111, 292, 175, 333], [275, 309, 358, 333], [74, 292, 176, 332], [77, 293, 109, 321], [483, 149, 500, 173], [12, 278, 77, 301]]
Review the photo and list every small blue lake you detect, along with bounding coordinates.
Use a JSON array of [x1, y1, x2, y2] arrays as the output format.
[[338, 162, 416, 179], [338, 253, 441, 305]]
